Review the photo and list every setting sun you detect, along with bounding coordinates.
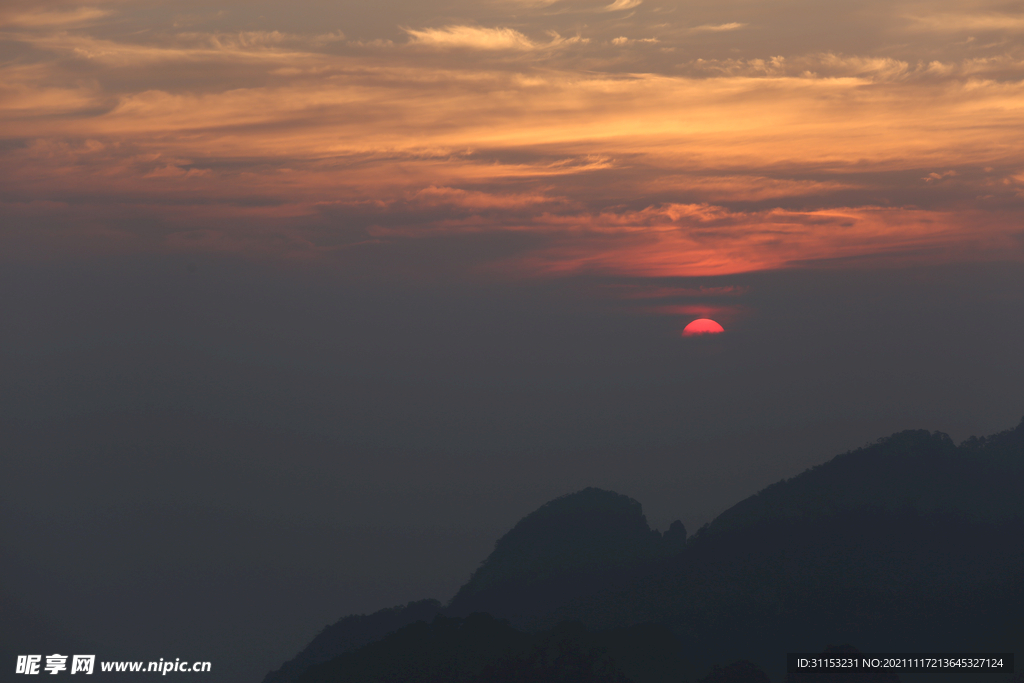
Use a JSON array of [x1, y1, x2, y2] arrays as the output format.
[[682, 318, 725, 336]]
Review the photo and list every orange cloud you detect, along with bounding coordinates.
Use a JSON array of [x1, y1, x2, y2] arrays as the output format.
[[1, 1, 1022, 277], [690, 23, 747, 33], [602, 0, 642, 12], [0, 6, 112, 28], [404, 26, 541, 50], [907, 13, 1024, 33], [499, 206, 1021, 278]]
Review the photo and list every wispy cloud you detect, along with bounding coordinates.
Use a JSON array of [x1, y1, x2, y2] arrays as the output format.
[[502, 205, 1018, 278], [500, 0, 561, 6], [601, 0, 642, 12], [923, 170, 957, 183], [0, 7, 112, 28], [611, 36, 659, 45], [690, 22, 746, 33], [1, 0, 1022, 275], [606, 284, 749, 299], [907, 13, 1024, 32], [404, 26, 541, 50]]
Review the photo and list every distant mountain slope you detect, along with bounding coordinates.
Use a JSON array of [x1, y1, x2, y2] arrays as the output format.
[[447, 488, 685, 622], [545, 420, 1024, 678], [705, 419, 1024, 535], [295, 614, 688, 683], [454, 489, 663, 596], [266, 418, 1024, 683], [265, 490, 688, 682], [262, 600, 443, 683]]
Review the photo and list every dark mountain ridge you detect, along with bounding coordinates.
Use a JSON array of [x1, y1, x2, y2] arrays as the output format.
[[262, 600, 443, 683], [452, 488, 665, 599], [264, 418, 1024, 683], [296, 614, 689, 683], [447, 488, 686, 624], [707, 425, 1024, 535]]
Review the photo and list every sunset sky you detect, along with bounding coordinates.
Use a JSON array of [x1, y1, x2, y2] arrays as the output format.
[[2, 0, 1024, 681], [3, 0, 1024, 276]]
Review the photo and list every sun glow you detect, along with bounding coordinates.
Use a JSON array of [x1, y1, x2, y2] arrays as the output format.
[[682, 319, 725, 337]]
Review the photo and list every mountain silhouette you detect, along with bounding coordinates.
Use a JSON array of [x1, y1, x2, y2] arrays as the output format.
[[544, 420, 1024, 677], [266, 418, 1024, 682], [448, 488, 685, 623], [294, 614, 688, 683], [706, 425, 1024, 535], [262, 600, 443, 683]]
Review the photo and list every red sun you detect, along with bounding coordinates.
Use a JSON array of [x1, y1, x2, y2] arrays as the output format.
[[682, 318, 725, 336]]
